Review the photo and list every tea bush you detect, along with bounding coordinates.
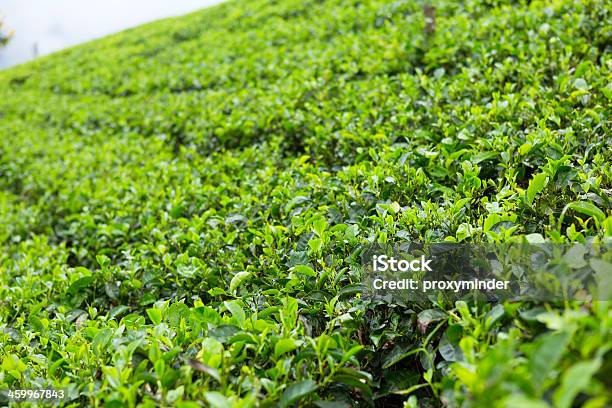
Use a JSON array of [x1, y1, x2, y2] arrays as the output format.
[[0, 0, 610, 407]]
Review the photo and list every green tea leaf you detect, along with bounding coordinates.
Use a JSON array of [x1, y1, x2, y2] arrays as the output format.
[[553, 358, 601, 408], [293, 264, 316, 277], [229, 271, 251, 292], [279, 380, 318, 408], [417, 309, 447, 333], [223, 301, 246, 327], [274, 338, 300, 357], [567, 201, 605, 222], [146, 308, 163, 325], [526, 173, 549, 206], [529, 332, 570, 394], [204, 392, 230, 408]]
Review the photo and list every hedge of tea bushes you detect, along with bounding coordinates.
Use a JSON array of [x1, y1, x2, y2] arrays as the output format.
[[0, 0, 610, 406]]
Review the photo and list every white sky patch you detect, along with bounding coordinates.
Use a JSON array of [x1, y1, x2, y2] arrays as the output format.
[[0, 0, 224, 68]]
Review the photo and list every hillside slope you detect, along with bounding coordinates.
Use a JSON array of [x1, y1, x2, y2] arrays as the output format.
[[0, 0, 610, 406]]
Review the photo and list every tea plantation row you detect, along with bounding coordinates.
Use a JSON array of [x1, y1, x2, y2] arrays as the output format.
[[0, 0, 610, 406]]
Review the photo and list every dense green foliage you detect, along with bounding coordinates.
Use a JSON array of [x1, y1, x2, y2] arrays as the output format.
[[0, 0, 611, 406]]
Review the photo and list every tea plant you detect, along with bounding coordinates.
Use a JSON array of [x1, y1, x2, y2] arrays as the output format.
[[0, 0, 610, 407]]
